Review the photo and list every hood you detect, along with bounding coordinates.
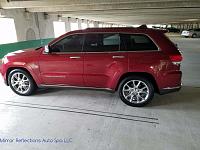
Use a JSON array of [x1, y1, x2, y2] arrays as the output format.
[[5, 48, 38, 58]]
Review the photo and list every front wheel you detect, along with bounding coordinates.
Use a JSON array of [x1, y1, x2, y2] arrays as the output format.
[[118, 76, 154, 107], [8, 69, 37, 96]]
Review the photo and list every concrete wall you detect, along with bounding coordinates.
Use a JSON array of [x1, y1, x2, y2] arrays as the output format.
[[0, 9, 112, 43], [0, 9, 116, 58], [1, 9, 40, 41], [1, 9, 64, 40]]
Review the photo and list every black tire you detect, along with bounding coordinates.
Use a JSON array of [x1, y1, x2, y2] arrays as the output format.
[[192, 34, 197, 38], [118, 76, 154, 107], [184, 36, 189, 38], [8, 69, 37, 96]]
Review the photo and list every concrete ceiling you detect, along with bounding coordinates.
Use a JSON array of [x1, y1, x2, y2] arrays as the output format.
[[0, 0, 200, 25]]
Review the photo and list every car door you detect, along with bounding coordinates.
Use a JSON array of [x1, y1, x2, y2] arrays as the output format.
[[39, 34, 84, 86], [196, 29, 200, 37], [83, 33, 128, 89]]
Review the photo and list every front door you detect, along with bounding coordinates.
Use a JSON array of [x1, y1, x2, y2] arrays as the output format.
[[39, 34, 84, 86]]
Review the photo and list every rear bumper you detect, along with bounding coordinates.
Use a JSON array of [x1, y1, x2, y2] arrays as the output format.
[[181, 34, 189, 37], [159, 85, 181, 95], [181, 33, 192, 37], [158, 69, 182, 93]]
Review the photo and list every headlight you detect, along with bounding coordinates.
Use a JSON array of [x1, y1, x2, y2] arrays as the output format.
[[2, 56, 8, 64]]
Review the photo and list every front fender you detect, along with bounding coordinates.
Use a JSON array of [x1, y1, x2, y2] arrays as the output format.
[[4, 61, 42, 86]]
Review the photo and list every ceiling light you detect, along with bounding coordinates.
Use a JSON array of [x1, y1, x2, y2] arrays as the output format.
[[183, 19, 199, 22]]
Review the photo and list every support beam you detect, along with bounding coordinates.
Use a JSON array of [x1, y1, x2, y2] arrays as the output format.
[[1, 0, 200, 11], [1, 0, 200, 25]]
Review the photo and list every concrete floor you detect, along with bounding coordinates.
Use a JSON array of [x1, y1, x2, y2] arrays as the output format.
[[0, 37, 200, 150]]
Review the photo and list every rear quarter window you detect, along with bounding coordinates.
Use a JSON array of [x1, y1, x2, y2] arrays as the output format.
[[120, 34, 158, 51]]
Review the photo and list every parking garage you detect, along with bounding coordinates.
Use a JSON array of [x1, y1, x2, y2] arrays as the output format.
[[0, 0, 200, 149]]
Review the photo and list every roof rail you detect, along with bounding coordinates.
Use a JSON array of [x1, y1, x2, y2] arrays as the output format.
[[138, 24, 148, 29]]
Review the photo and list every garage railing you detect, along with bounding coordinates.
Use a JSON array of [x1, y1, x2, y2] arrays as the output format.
[[0, 38, 54, 59]]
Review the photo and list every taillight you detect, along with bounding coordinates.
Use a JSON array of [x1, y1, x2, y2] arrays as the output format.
[[170, 55, 183, 65]]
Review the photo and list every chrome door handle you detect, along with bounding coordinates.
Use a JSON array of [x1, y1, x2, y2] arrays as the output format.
[[112, 55, 125, 59], [70, 56, 80, 59]]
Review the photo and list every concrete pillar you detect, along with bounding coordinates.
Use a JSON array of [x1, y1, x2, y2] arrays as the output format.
[[179, 24, 182, 30], [187, 24, 189, 30], [66, 17, 71, 32], [196, 23, 198, 28], [82, 19, 88, 29], [181, 24, 184, 30], [86, 20, 89, 28], [190, 24, 192, 29], [99, 22, 103, 28], [96, 21, 100, 28], [77, 18, 82, 29], [93, 21, 99, 27], [182, 24, 184, 30]]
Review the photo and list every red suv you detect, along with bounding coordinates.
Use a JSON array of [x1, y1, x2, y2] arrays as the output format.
[[1, 27, 182, 107]]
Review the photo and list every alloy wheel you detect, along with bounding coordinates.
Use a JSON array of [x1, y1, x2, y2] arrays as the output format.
[[10, 72, 31, 94], [122, 80, 150, 104]]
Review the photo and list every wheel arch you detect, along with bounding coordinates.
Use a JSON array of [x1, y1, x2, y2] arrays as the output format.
[[6, 67, 37, 86], [115, 72, 159, 93], [192, 33, 197, 38]]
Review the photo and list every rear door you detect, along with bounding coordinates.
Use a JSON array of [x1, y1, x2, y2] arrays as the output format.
[[195, 29, 200, 37], [83, 33, 128, 89]]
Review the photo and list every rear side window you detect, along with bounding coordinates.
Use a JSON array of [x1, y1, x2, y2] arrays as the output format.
[[120, 34, 158, 51], [84, 33, 120, 52]]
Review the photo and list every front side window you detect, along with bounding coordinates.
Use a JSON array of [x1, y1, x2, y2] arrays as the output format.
[[84, 33, 120, 52], [120, 34, 158, 51], [50, 34, 84, 53]]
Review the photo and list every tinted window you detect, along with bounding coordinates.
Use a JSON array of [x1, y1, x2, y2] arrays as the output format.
[[120, 34, 158, 51], [84, 33, 119, 52], [50, 34, 83, 52], [194, 29, 200, 32]]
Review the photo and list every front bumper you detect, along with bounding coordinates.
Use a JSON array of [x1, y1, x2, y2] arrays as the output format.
[[0, 60, 8, 86]]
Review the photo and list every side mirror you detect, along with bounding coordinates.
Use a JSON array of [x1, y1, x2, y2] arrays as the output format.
[[44, 45, 50, 53]]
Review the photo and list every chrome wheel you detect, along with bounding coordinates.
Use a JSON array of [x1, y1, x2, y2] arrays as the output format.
[[122, 80, 150, 104], [10, 72, 31, 94]]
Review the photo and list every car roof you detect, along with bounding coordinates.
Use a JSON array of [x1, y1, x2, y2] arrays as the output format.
[[49, 27, 167, 45], [70, 27, 166, 34]]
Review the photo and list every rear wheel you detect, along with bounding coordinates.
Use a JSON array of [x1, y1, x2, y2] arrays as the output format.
[[8, 69, 37, 96], [118, 76, 154, 107]]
